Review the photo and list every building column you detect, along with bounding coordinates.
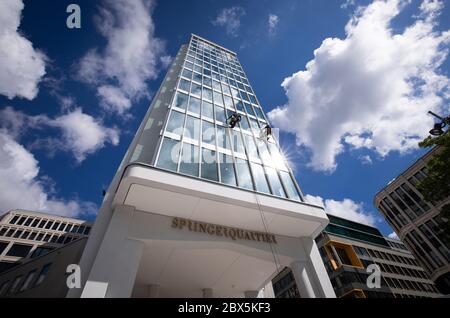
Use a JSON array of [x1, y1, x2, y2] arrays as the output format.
[[80, 205, 144, 298], [244, 290, 259, 298], [300, 237, 336, 298], [147, 284, 161, 298], [202, 288, 213, 298], [290, 261, 316, 298], [329, 244, 343, 267]]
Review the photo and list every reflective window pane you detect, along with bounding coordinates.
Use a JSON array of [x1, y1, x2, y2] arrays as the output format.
[[279, 171, 301, 201], [174, 92, 188, 110], [184, 116, 200, 141], [179, 78, 190, 92], [219, 153, 237, 186], [213, 91, 224, 106], [191, 82, 202, 97], [157, 137, 180, 172], [235, 100, 245, 113], [215, 105, 226, 123], [249, 118, 260, 134], [201, 148, 218, 181], [182, 69, 192, 79], [244, 103, 255, 116], [223, 96, 234, 109], [213, 80, 221, 91], [188, 96, 200, 115], [193, 72, 202, 83], [244, 135, 259, 159], [232, 131, 246, 155], [179, 143, 199, 177], [250, 163, 270, 194], [202, 101, 214, 119], [235, 158, 254, 190], [202, 121, 215, 145], [166, 111, 185, 135], [266, 167, 286, 198], [203, 87, 212, 101], [217, 125, 231, 149], [239, 116, 251, 131], [203, 76, 212, 88]]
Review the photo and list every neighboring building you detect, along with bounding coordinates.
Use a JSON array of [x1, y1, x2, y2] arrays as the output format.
[[0, 237, 87, 298], [69, 34, 335, 298], [374, 147, 450, 294], [272, 214, 441, 298], [0, 210, 92, 273]]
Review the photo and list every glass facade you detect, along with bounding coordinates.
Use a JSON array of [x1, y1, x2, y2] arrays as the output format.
[[156, 35, 303, 202]]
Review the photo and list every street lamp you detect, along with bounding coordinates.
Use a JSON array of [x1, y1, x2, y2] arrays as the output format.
[[428, 111, 450, 136]]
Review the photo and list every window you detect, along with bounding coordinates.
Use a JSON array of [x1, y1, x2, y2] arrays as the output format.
[[202, 121, 216, 145], [156, 137, 181, 172], [201, 148, 218, 182], [179, 143, 199, 177], [19, 270, 37, 292], [0, 241, 8, 254], [235, 159, 254, 190], [13, 230, 22, 238], [216, 125, 231, 149], [9, 215, 19, 224], [187, 96, 201, 116], [232, 131, 246, 155], [335, 247, 352, 266], [215, 105, 226, 123], [6, 244, 32, 257], [31, 247, 54, 258], [280, 171, 300, 201], [202, 87, 212, 101], [178, 78, 190, 92], [191, 82, 202, 97], [202, 100, 214, 119], [17, 216, 27, 225], [24, 218, 33, 226], [219, 154, 237, 186], [250, 163, 270, 194], [265, 167, 287, 198], [31, 219, 40, 227], [52, 222, 60, 230], [174, 92, 188, 110], [166, 111, 185, 135], [184, 116, 200, 142], [34, 264, 52, 286], [244, 135, 259, 160]]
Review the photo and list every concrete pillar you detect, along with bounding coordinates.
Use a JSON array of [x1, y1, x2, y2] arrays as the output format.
[[301, 237, 336, 298], [202, 288, 213, 298], [147, 284, 161, 298], [80, 205, 144, 298], [329, 244, 343, 267], [290, 261, 316, 298], [244, 290, 259, 298]]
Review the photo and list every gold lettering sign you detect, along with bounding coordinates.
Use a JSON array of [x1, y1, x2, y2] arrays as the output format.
[[171, 217, 277, 244]]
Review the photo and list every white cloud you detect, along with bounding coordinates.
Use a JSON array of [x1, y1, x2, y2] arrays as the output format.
[[50, 108, 119, 162], [0, 106, 119, 162], [268, 14, 280, 36], [0, 130, 96, 217], [305, 194, 377, 226], [212, 6, 246, 37], [97, 85, 132, 114], [0, 0, 46, 100], [268, 0, 450, 172], [359, 154, 373, 165], [388, 231, 400, 240], [77, 0, 169, 114]]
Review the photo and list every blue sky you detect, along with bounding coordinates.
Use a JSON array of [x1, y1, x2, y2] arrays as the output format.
[[0, 0, 449, 238]]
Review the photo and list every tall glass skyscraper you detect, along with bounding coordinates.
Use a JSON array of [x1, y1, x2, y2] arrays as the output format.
[[69, 35, 335, 298]]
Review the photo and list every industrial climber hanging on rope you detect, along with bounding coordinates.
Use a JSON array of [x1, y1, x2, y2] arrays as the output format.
[[226, 112, 241, 128]]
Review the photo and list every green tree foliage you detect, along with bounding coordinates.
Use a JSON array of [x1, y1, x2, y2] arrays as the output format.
[[417, 132, 450, 242]]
